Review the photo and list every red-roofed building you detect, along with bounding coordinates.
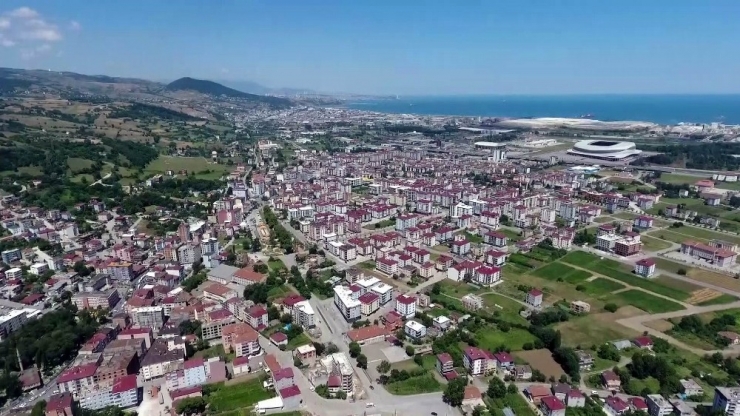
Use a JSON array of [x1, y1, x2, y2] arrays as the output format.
[[347, 325, 388, 345], [526, 289, 543, 308], [463, 346, 488, 376], [58, 364, 98, 397], [540, 396, 566, 416], [436, 353, 454, 375], [279, 385, 302, 408], [634, 258, 656, 278], [681, 240, 738, 267], [247, 305, 268, 331], [629, 397, 648, 412], [633, 336, 654, 350], [232, 356, 251, 376], [395, 294, 416, 319], [233, 268, 266, 286], [358, 292, 380, 315], [273, 367, 295, 390], [605, 396, 629, 416], [279, 294, 307, 314], [118, 327, 153, 349], [45, 393, 74, 416], [382, 310, 404, 332], [270, 332, 288, 347]]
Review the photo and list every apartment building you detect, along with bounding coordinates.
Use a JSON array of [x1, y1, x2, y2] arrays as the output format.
[[333, 286, 361, 322], [395, 294, 416, 319], [131, 306, 165, 331], [221, 323, 261, 358], [72, 289, 121, 310], [292, 300, 316, 329]]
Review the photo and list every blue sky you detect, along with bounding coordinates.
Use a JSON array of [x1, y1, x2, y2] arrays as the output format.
[[0, 1, 739, 95]]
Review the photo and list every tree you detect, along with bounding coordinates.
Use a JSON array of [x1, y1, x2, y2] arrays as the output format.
[[443, 376, 468, 406], [294, 356, 303, 368], [175, 397, 207, 415], [472, 405, 486, 416], [431, 282, 441, 295], [376, 360, 391, 374], [604, 303, 619, 313], [356, 354, 368, 369], [507, 383, 519, 395], [313, 342, 326, 356], [405, 345, 415, 356], [326, 342, 339, 354], [349, 341, 361, 358], [31, 400, 46, 416], [487, 377, 506, 399]]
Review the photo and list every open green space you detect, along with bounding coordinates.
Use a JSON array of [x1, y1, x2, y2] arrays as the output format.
[[612, 212, 637, 220], [500, 228, 522, 242], [363, 218, 396, 229], [593, 216, 614, 223], [194, 344, 234, 362], [359, 260, 376, 270], [206, 379, 272, 413], [698, 294, 738, 306], [475, 326, 537, 351], [67, 157, 94, 171], [641, 235, 674, 252], [285, 332, 311, 350], [556, 315, 640, 347], [267, 285, 294, 301], [561, 251, 690, 301], [486, 393, 537, 416], [533, 262, 591, 284], [581, 278, 625, 296], [613, 289, 684, 313], [267, 258, 287, 271], [658, 226, 740, 245], [458, 231, 483, 244], [481, 293, 529, 325], [385, 373, 443, 395], [144, 155, 232, 178], [659, 173, 707, 185]]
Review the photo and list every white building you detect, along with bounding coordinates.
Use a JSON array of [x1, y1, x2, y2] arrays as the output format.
[[404, 320, 427, 339], [634, 258, 656, 278], [647, 394, 673, 416], [333, 286, 361, 321], [452, 202, 473, 218], [395, 294, 416, 319], [29, 263, 48, 275], [292, 300, 315, 328], [5, 267, 22, 280], [0, 309, 37, 341], [713, 387, 740, 416], [370, 282, 393, 305]]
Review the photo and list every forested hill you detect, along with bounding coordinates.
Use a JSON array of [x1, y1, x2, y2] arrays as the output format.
[[166, 77, 292, 108]]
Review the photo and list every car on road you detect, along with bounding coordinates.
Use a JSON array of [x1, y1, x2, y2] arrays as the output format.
[[431, 413, 438, 416]]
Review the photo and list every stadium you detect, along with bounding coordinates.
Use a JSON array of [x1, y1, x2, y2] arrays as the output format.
[[567, 140, 641, 161]]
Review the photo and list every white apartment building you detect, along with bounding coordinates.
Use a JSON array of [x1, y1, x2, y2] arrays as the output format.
[[646, 394, 673, 416], [5, 267, 22, 280], [0, 309, 37, 341], [292, 300, 316, 328], [29, 263, 48, 275], [452, 202, 473, 218], [370, 282, 393, 305], [404, 320, 427, 339], [395, 294, 416, 319], [333, 286, 361, 321], [131, 306, 165, 330], [355, 277, 380, 296], [713, 387, 740, 416]]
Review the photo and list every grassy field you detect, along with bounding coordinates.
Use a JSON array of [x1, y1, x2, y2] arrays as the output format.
[[650, 225, 740, 246], [641, 235, 674, 251], [561, 251, 691, 301], [268, 258, 287, 271], [207, 379, 272, 413], [459, 231, 484, 244], [613, 290, 684, 313], [594, 216, 614, 223], [385, 373, 443, 395], [557, 312, 641, 347], [659, 173, 707, 185], [285, 333, 311, 350], [652, 257, 740, 293], [581, 278, 625, 296], [475, 326, 537, 351], [533, 262, 591, 283], [500, 228, 522, 242], [145, 155, 232, 178], [363, 219, 395, 229], [486, 393, 537, 416]]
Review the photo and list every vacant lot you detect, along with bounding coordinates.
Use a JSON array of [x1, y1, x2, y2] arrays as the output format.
[[557, 308, 642, 346], [533, 262, 591, 284], [561, 252, 691, 301], [145, 155, 232, 177], [654, 257, 740, 293], [475, 326, 537, 351], [207, 379, 272, 413], [385, 373, 443, 395], [581, 278, 625, 296], [641, 235, 674, 252], [651, 226, 740, 246], [515, 349, 565, 379], [614, 290, 684, 313]]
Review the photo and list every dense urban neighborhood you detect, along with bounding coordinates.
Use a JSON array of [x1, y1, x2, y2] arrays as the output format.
[[5, 69, 740, 416]]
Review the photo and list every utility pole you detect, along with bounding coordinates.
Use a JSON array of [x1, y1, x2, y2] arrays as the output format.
[[16, 348, 23, 372]]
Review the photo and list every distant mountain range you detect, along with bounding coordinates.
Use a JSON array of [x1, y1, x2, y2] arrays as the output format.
[[217, 80, 317, 96], [165, 77, 292, 108]]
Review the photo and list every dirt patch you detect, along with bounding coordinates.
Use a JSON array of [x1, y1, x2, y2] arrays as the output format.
[[687, 269, 740, 293], [644, 319, 674, 332], [515, 349, 565, 379], [686, 288, 722, 304]]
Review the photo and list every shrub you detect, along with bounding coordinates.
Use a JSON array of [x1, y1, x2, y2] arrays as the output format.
[[677, 269, 687, 275], [604, 303, 618, 313]]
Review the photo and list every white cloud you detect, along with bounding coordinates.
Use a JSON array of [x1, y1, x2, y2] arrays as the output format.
[[8, 7, 39, 19], [0, 6, 69, 58], [69, 20, 80, 31]]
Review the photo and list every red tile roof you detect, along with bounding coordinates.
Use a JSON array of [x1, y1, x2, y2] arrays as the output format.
[[279, 385, 301, 398], [58, 363, 98, 383], [111, 374, 138, 393], [541, 396, 566, 411], [347, 325, 388, 342]]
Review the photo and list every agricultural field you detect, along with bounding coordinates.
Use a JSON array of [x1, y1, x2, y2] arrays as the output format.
[[206, 379, 272, 414], [514, 349, 565, 379]]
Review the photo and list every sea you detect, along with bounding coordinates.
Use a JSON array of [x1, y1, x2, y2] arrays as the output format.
[[345, 94, 740, 125]]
